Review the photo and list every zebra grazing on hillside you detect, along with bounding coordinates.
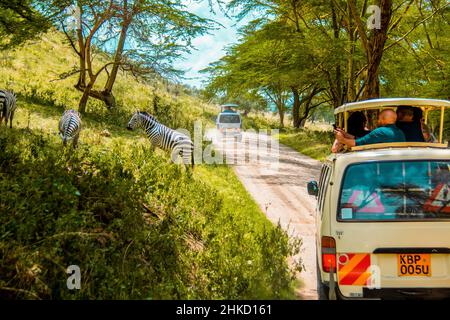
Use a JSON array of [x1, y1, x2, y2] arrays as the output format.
[[0, 90, 17, 128], [59, 109, 82, 148], [127, 111, 194, 168]]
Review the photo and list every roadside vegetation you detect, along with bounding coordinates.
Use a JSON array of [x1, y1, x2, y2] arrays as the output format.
[[241, 114, 280, 131], [278, 129, 334, 162], [241, 112, 334, 161], [0, 33, 301, 299]]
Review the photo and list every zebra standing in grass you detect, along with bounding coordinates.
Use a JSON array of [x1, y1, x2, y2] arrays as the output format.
[[127, 111, 194, 168], [59, 109, 82, 148], [0, 90, 17, 128]]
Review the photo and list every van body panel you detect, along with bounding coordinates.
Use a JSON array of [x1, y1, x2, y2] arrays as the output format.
[[316, 147, 450, 299]]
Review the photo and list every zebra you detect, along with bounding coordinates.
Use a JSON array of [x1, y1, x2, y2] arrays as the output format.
[[127, 111, 194, 168], [59, 109, 82, 148], [0, 90, 17, 128]]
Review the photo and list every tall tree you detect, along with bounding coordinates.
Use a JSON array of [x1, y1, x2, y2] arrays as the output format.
[[205, 1, 334, 127], [222, 0, 449, 105], [56, 0, 211, 113], [347, 0, 393, 99]]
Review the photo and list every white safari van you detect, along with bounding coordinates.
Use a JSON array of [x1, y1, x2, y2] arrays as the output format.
[[308, 98, 450, 300], [216, 103, 242, 142]]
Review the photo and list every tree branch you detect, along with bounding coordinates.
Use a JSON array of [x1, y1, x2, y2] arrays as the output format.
[[348, 0, 369, 56], [384, 3, 449, 52], [60, 20, 80, 56], [51, 68, 81, 82], [388, 0, 414, 32]]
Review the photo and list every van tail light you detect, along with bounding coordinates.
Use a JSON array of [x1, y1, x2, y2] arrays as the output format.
[[321, 236, 336, 273]]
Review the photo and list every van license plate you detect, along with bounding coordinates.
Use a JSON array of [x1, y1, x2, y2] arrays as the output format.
[[397, 254, 431, 277]]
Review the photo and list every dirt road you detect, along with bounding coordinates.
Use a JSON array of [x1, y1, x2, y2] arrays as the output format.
[[209, 130, 322, 299]]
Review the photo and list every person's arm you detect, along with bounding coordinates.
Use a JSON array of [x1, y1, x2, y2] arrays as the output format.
[[353, 129, 381, 146], [343, 132, 355, 139], [331, 139, 343, 153], [335, 128, 355, 139], [335, 131, 356, 148]]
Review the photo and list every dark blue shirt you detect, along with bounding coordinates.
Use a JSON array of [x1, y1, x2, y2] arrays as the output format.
[[396, 121, 425, 142], [355, 124, 406, 146]]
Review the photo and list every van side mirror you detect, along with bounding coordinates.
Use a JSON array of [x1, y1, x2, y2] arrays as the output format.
[[307, 181, 319, 196]]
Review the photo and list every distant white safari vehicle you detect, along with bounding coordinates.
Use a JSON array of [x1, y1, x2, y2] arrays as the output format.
[[308, 98, 450, 300], [216, 103, 242, 142]]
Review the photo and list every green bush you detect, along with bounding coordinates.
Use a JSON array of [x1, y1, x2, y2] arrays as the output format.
[[242, 114, 281, 131], [0, 30, 300, 300], [0, 128, 300, 299]]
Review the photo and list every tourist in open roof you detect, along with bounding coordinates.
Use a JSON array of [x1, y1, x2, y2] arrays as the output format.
[[335, 109, 405, 148]]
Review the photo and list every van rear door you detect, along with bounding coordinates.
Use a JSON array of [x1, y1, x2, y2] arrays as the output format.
[[331, 160, 450, 298]]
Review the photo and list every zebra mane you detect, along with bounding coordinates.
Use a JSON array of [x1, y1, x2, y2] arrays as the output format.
[[62, 109, 81, 119], [65, 109, 80, 115], [138, 111, 156, 121]]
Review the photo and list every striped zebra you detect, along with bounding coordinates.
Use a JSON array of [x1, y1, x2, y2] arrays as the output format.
[[127, 111, 194, 168], [0, 90, 17, 128], [59, 109, 82, 148]]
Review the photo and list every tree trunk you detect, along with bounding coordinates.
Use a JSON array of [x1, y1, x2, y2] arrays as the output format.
[[330, 1, 345, 106], [364, 64, 381, 99], [297, 87, 321, 128], [292, 87, 301, 128], [76, 5, 86, 89], [331, 3, 342, 105], [102, 91, 116, 109], [279, 107, 284, 128], [299, 118, 307, 128], [277, 92, 285, 128], [364, 0, 392, 100], [346, 1, 357, 102], [103, 20, 130, 107], [76, 80, 117, 114], [348, 0, 393, 100], [297, 92, 313, 128], [363, 0, 392, 100], [79, 80, 95, 114]]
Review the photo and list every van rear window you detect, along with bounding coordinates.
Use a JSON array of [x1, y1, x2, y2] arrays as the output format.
[[338, 160, 450, 221], [219, 114, 241, 123]]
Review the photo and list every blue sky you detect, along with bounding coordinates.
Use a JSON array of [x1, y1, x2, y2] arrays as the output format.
[[175, 1, 251, 89]]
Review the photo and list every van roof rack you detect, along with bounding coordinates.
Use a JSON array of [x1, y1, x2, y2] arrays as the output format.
[[221, 103, 239, 108], [333, 98, 450, 144], [220, 103, 239, 113], [351, 142, 448, 152], [334, 98, 450, 114]]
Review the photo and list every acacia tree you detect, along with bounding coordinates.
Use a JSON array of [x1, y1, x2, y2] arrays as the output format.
[[224, 0, 449, 104], [55, 0, 211, 113], [203, 22, 290, 126], [205, 3, 335, 127], [314, 0, 449, 100]]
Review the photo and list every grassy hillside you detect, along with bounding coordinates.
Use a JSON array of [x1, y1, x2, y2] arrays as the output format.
[[0, 32, 300, 299], [0, 30, 216, 131]]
